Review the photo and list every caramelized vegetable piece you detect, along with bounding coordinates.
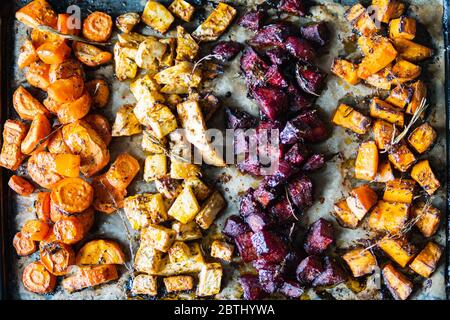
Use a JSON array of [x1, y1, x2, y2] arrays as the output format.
[[62, 264, 118, 293], [21, 114, 51, 154], [332, 104, 371, 134], [357, 40, 397, 79], [53, 216, 85, 244], [393, 38, 433, 62], [82, 12, 113, 42], [192, 2, 236, 41], [388, 144, 416, 172], [346, 184, 378, 220], [73, 41, 113, 67], [375, 159, 395, 183], [41, 241, 75, 275], [406, 80, 427, 115], [365, 66, 393, 90], [142, 0, 175, 33], [386, 85, 413, 109], [15, 0, 58, 29], [18, 40, 39, 69], [370, 98, 404, 127], [0, 120, 28, 170], [57, 90, 92, 124], [169, 0, 195, 22], [22, 219, 50, 241], [57, 13, 81, 35], [331, 59, 360, 85], [379, 236, 416, 268], [54, 154, 81, 178], [383, 179, 416, 204], [345, 4, 379, 36], [83, 114, 112, 146], [391, 59, 421, 83], [76, 239, 126, 265], [92, 174, 126, 214], [389, 16, 416, 40], [411, 202, 441, 238], [112, 104, 142, 137], [115, 12, 140, 33], [355, 141, 379, 181], [36, 192, 51, 222], [28, 151, 63, 188], [51, 177, 94, 214], [85, 79, 110, 108], [382, 264, 412, 300], [75, 207, 95, 234], [372, 0, 405, 24], [409, 242, 443, 278], [13, 232, 37, 256], [342, 248, 377, 277], [372, 119, 394, 150], [22, 261, 56, 294], [333, 199, 359, 229], [13, 86, 50, 120], [105, 153, 140, 191], [36, 41, 71, 65], [49, 59, 84, 83], [47, 75, 84, 104], [410, 160, 440, 196], [47, 130, 72, 154], [26, 61, 51, 91], [408, 123, 436, 154], [368, 200, 409, 234], [9, 175, 34, 196]]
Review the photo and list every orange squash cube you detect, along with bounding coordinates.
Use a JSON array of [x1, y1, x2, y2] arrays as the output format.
[[357, 42, 397, 80], [410, 160, 440, 196], [386, 85, 413, 109], [372, 119, 395, 150], [379, 236, 416, 268], [331, 59, 360, 85], [411, 202, 441, 238], [370, 98, 404, 127], [368, 200, 409, 234], [345, 4, 380, 36], [375, 159, 395, 183], [391, 59, 421, 83], [372, 0, 405, 24], [389, 16, 416, 40], [408, 123, 436, 154], [382, 264, 413, 300], [355, 141, 379, 181], [388, 144, 416, 172], [346, 184, 378, 220], [393, 38, 433, 63], [383, 179, 416, 204], [333, 199, 359, 229], [332, 104, 371, 135], [409, 242, 443, 278], [342, 248, 377, 277], [15, 0, 58, 29], [406, 80, 427, 115]]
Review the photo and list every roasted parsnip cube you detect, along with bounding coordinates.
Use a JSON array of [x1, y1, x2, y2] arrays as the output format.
[[386, 85, 413, 109], [135, 245, 164, 274], [197, 263, 223, 297], [116, 12, 140, 34], [382, 264, 413, 300], [172, 221, 202, 241], [134, 93, 166, 120], [192, 3, 236, 42], [370, 98, 404, 127], [183, 178, 211, 201], [408, 123, 436, 154], [346, 184, 378, 220], [375, 160, 395, 183], [144, 154, 167, 182], [142, 0, 174, 33], [142, 130, 166, 154], [333, 199, 359, 229], [112, 104, 142, 137], [168, 241, 191, 263], [365, 66, 393, 90], [388, 144, 416, 172], [156, 242, 205, 276], [141, 224, 176, 253], [124, 193, 168, 230], [379, 236, 416, 268], [409, 242, 443, 278], [160, 38, 176, 67], [170, 159, 201, 179], [342, 248, 377, 277], [0, 120, 28, 170], [373, 119, 395, 150], [332, 104, 371, 134], [411, 202, 441, 238], [410, 160, 440, 196], [393, 38, 433, 63], [368, 200, 410, 234], [161, 83, 190, 95], [169, 0, 195, 22], [357, 41, 397, 79], [132, 274, 158, 296], [355, 141, 379, 181], [155, 178, 182, 200], [114, 43, 137, 81], [389, 16, 416, 40], [154, 61, 202, 88], [372, 0, 405, 24], [176, 26, 199, 61], [195, 191, 226, 229], [136, 38, 167, 71], [210, 240, 234, 262], [164, 275, 194, 292], [345, 4, 379, 36], [136, 105, 178, 139], [168, 185, 201, 224], [383, 179, 416, 204], [117, 32, 152, 46], [406, 80, 427, 115], [130, 74, 160, 101], [331, 59, 360, 85]]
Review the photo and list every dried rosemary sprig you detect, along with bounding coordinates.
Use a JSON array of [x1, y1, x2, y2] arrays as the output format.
[[143, 130, 190, 163], [37, 25, 111, 46], [391, 98, 428, 146]]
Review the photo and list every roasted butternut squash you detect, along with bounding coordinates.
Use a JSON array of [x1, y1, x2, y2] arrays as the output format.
[[408, 122, 436, 154], [36, 41, 71, 65], [410, 160, 440, 196], [393, 38, 433, 63], [406, 80, 427, 115], [26, 61, 51, 91], [370, 98, 404, 127], [372, 0, 405, 24], [383, 179, 416, 204], [355, 141, 379, 181], [18, 40, 39, 69], [357, 40, 397, 79], [342, 248, 377, 277], [382, 264, 413, 300], [388, 144, 416, 172], [332, 104, 371, 134], [346, 184, 378, 220], [105, 153, 140, 191], [333, 199, 359, 229], [368, 200, 410, 234], [391, 59, 421, 83], [386, 85, 413, 109], [372, 119, 395, 150], [57, 13, 81, 36], [411, 202, 441, 238], [389, 16, 416, 40], [54, 154, 81, 178], [331, 59, 360, 85], [346, 4, 380, 36], [379, 236, 416, 267], [375, 159, 395, 183], [409, 242, 443, 278], [15, 0, 58, 29], [27, 151, 64, 189]]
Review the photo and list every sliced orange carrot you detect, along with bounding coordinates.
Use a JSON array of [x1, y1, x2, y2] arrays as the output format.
[[15, 0, 58, 29], [49, 59, 84, 83], [105, 153, 140, 191], [36, 41, 71, 65], [36, 192, 51, 223], [57, 13, 81, 36], [13, 86, 50, 120], [30, 28, 63, 48], [22, 261, 56, 294], [62, 264, 118, 293], [18, 40, 39, 69], [21, 114, 51, 155], [82, 12, 113, 42], [22, 219, 50, 241], [50, 177, 94, 213], [47, 75, 84, 103], [0, 120, 28, 171], [56, 90, 92, 124], [27, 151, 64, 189], [8, 175, 35, 196], [85, 79, 110, 108], [75, 207, 95, 233], [53, 216, 85, 244], [40, 241, 75, 275], [54, 154, 81, 178], [39, 228, 57, 249], [50, 199, 65, 223], [13, 232, 37, 256], [92, 174, 127, 214], [84, 114, 112, 146], [73, 41, 112, 67], [47, 130, 73, 154], [26, 61, 51, 91]]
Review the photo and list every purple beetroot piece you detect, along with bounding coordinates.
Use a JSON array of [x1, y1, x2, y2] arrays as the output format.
[[266, 65, 288, 88], [258, 264, 283, 293], [251, 231, 287, 264], [280, 110, 328, 144], [238, 9, 267, 31], [212, 41, 242, 62], [249, 23, 291, 48], [235, 231, 258, 263], [286, 84, 314, 114], [245, 212, 274, 233], [240, 48, 269, 90], [295, 63, 327, 96], [239, 189, 264, 217], [253, 86, 288, 121], [240, 274, 268, 300], [223, 215, 249, 238], [266, 48, 290, 65], [304, 218, 334, 255], [302, 153, 326, 171], [300, 22, 330, 47], [270, 197, 297, 224], [279, 0, 307, 16], [253, 181, 279, 207], [265, 159, 295, 188], [285, 143, 310, 166], [287, 174, 314, 209], [312, 256, 347, 287], [278, 280, 305, 298], [225, 107, 257, 130], [296, 255, 324, 285], [237, 155, 261, 176], [285, 36, 316, 61]]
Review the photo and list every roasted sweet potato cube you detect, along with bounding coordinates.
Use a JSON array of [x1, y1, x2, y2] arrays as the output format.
[[411, 160, 440, 196], [332, 104, 371, 134], [142, 0, 174, 33], [210, 240, 234, 262], [235, 231, 257, 263], [346, 4, 379, 36], [392, 59, 421, 83], [370, 98, 404, 127], [411, 202, 441, 238], [365, 66, 393, 90], [355, 141, 379, 181], [372, 0, 405, 24], [409, 242, 443, 278], [304, 218, 334, 255], [312, 256, 347, 287], [375, 159, 395, 183], [383, 179, 416, 204], [132, 274, 158, 295], [197, 263, 222, 297], [389, 16, 416, 40], [0, 120, 28, 171], [379, 236, 416, 267], [382, 264, 413, 300], [296, 255, 324, 285], [406, 80, 427, 115], [134, 245, 164, 274], [164, 275, 194, 292], [357, 42, 397, 79], [192, 3, 236, 42], [393, 38, 433, 63], [168, 0, 195, 22], [331, 59, 360, 85], [195, 191, 226, 229], [141, 224, 176, 253], [333, 199, 359, 229], [368, 200, 410, 234], [408, 123, 436, 154], [388, 144, 416, 172], [251, 231, 287, 264], [386, 85, 413, 110], [346, 184, 378, 220], [343, 248, 377, 277], [168, 185, 200, 224], [373, 120, 395, 151]]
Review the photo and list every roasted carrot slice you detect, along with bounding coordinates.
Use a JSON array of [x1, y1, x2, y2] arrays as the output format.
[[53, 216, 85, 244], [75, 207, 95, 233], [105, 153, 140, 191], [47, 75, 85, 104], [85, 79, 110, 108], [73, 41, 113, 67], [22, 261, 56, 294], [13, 86, 50, 120], [51, 177, 94, 213], [92, 174, 127, 214], [36, 192, 51, 223], [82, 12, 113, 42], [56, 90, 92, 124], [50, 199, 65, 223], [30, 28, 63, 48], [28, 151, 64, 189], [76, 239, 125, 265], [26, 61, 51, 91], [39, 228, 57, 249], [9, 175, 35, 196], [21, 114, 51, 155], [15, 0, 58, 29], [57, 13, 81, 36], [18, 40, 39, 69], [84, 114, 112, 146], [13, 232, 37, 256], [62, 264, 118, 293], [0, 120, 28, 170], [22, 219, 50, 241], [41, 241, 75, 275], [36, 41, 71, 65], [49, 59, 84, 83], [54, 154, 81, 178], [47, 129, 73, 154]]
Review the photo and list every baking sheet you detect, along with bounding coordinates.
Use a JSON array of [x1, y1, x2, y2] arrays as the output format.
[[1, 0, 448, 300]]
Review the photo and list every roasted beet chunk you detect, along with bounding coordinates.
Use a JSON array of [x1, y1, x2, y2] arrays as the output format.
[[286, 84, 314, 113], [240, 274, 267, 300], [265, 160, 295, 188], [223, 215, 249, 238], [239, 189, 263, 217], [295, 63, 327, 96], [254, 182, 279, 207], [266, 48, 290, 65], [304, 218, 334, 255], [287, 174, 314, 209], [245, 212, 274, 232], [280, 120, 306, 145], [251, 231, 287, 264], [282, 110, 328, 144], [237, 155, 261, 176], [240, 48, 269, 90], [258, 264, 283, 293], [285, 143, 310, 166], [266, 65, 288, 88], [280, 251, 304, 278], [226, 107, 257, 130], [212, 41, 242, 62], [278, 280, 305, 298], [238, 9, 267, 31], [235, 231, 258, 263], [253, 86, 288, 121], [296, 255, 324, 284], [300, 22, 330, 47], [312, 257, 347, 287], [285, 36, 316, 61], [279, 0, 307, 16], [270, 197, 297, 223], [249, 23, 291, 48], [302, 153, 326, 171]]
